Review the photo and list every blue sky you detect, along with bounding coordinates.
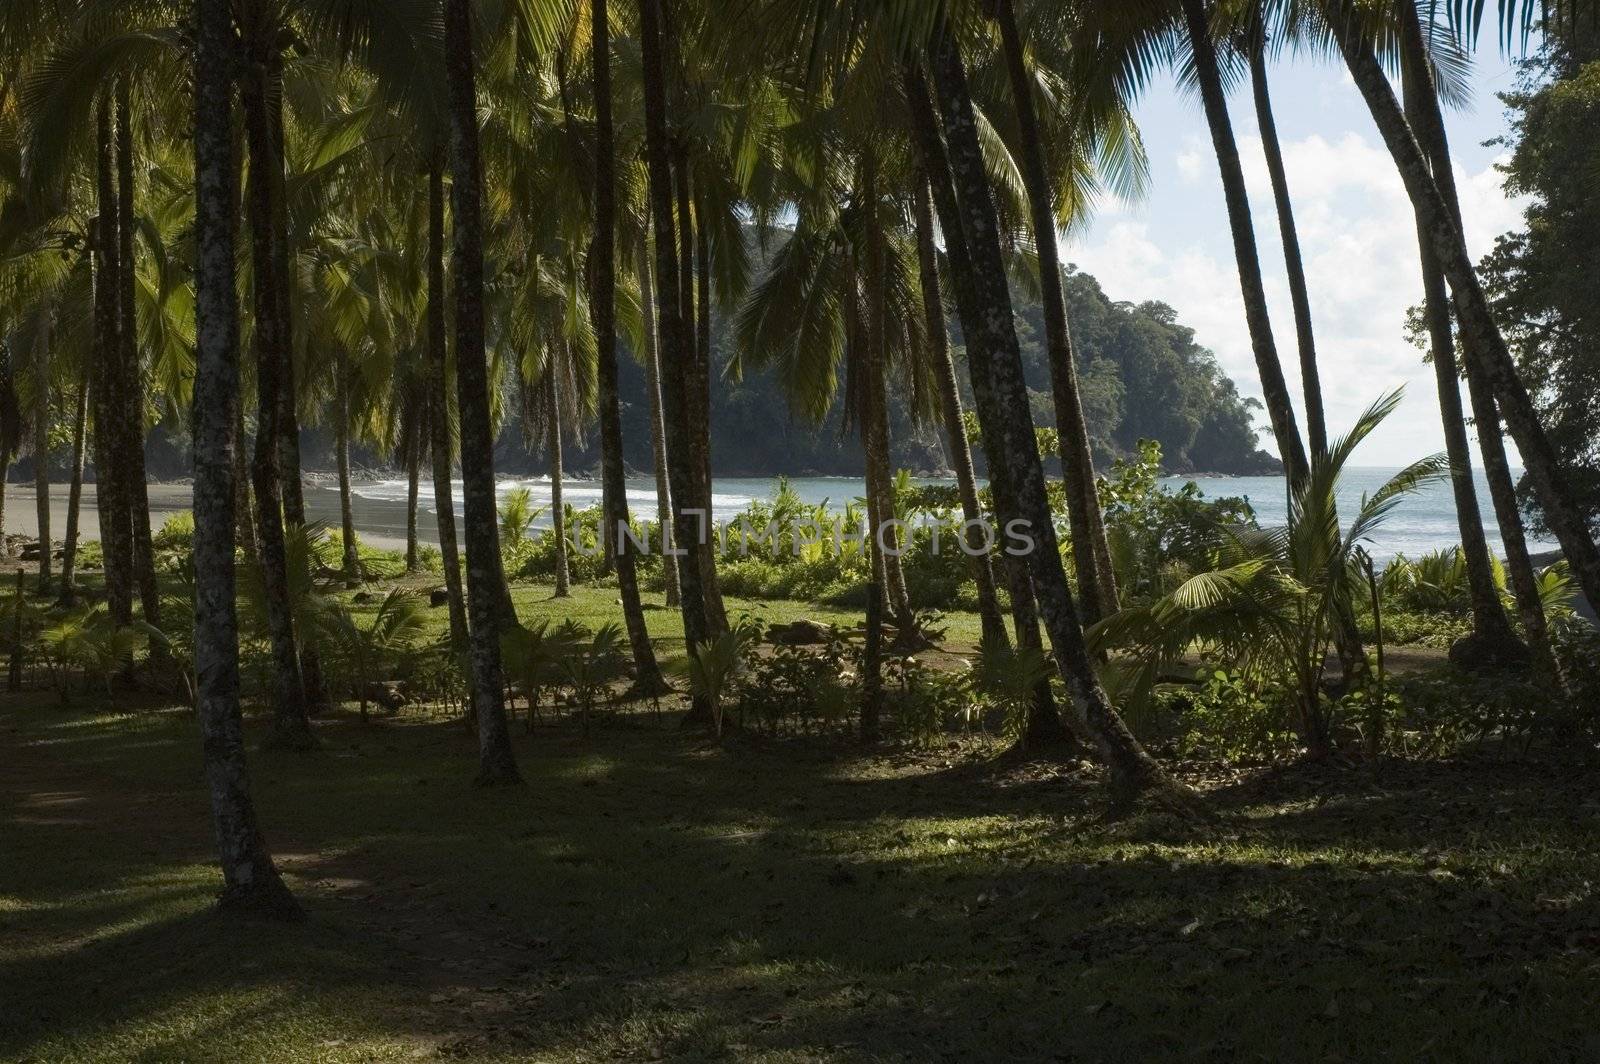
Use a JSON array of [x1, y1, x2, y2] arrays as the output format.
[[1063, 45, 1529, 466]]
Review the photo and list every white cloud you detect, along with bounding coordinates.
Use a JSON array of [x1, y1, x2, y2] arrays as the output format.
[[1066, 130, 1526, 464]]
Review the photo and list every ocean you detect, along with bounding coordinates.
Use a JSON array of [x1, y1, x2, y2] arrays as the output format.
[[339, 468, 1557, 563]]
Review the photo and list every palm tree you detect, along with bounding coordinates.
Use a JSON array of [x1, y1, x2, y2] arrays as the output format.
[[640, 0, 713, 696], [986, 0, 1121, 623], [1321, 0, 1600, 620], [910, 177, 1006, 646], [1243, 11, 1327, 455], [426, 154, 469, 655], [637, 232, 680, 607], [239, 42, 312, 749], [190, 0, 300, 919], [925, 25, 1186, 806], [904, 63, 1069, 750], [591, 0, 667, 692], [1092, 392, 1449, 757], [1178, 0, 1309, 485], [1397, 11, 1525, 665], [444, 0, 521, 786], [93, 90, 134, 626]]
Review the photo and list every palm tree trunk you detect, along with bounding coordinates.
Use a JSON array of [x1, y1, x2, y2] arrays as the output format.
[[639, 236, 680, 607], [907, 67, 1066, 749], [117, 81, 159, 629], [1467, 372, 1552, 665], [427, 160, 469, 656], [335, 349, 358, 584], [929, 37, 1180, 804], [641, 0, 712, 706], [1332, 7, 1600, 619], [860, 155, 913, 626], [445, 0, 521, 786], [94, 92, 133, 626], [32, 311, 51, 594], [263, 60, 328, 712], [593, 0, 667, 693], [59, 365, 87, 605], [191, 0, 300, 919], [992, 0, 1119, 621], [233, 400, 256, 561], [405, 410, 421, 573], [547, 367, 570, 598], [1401, 59, 1523, 664], [1249, 44, 1327, 456], [242, 61, 312, 750], [1180, 0, 1308, 486], [913, 177, 1006, 645], [683, 163, 729, 636]]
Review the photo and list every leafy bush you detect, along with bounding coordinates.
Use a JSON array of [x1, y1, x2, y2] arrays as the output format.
[[1152, 669, 1300, 762]]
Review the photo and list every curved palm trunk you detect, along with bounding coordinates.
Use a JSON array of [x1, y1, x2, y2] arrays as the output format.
[[592, 0, 667, 692], [546, 367, 570, 598], [93, 93, 133, 626], [32, 312, 51, 594], [335, 349, 359, 584], [1180, 0, 1308, 486], [639, 238, 680, 607], [1395, 6, 1542, 664], [117, 82, 159, 629], [929, 37, 1181, 804], [907, 69, 1066, 749], [191, 0, 299, 919], [641, 0, 712, 715], [59, 366, 88, 605], [445, 0, 521, 786], [1332, 8, 1600, 616], [1401, 60, 1523, 663], [684, 169, 729, 636], [242, 63, 311, 750], [1250, 45, 1327, 456], [992, 0, 1118, 622], [913, 178, 1005, 645], [426, 162, 469, 656]]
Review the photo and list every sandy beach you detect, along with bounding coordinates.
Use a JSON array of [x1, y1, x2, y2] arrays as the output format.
[[0, 482, 419, 555]]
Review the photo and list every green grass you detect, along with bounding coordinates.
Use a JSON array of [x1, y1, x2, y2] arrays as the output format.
[[5, 688, 1600, 1062], [356, 576, 989, 658]]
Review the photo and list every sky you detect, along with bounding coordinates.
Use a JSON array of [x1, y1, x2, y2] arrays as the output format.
[[1063, 45, 1530, 466]]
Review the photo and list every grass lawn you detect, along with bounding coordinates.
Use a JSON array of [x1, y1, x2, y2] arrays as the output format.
[[4, 679, 1598, 1062]]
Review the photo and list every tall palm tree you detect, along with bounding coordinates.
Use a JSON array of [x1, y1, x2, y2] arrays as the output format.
[[1177, 0, 1309, 485], [444, 0, 521, 786], [985, 0, 1121, 623], [640, 0, 713, 698], [905, 68, 1068, 748], [591, 0, 667, 691], [191, 0, 300, 920], [426, 154, 469, 655], [925, 24, 1185, 805], [239, 34, 312, 749], [637, 231, 680, 607], [1397, 10, 1525, 665], [1321, 0, 1600, 618], [1243, 12, 1327, 455], [910, 177, 1007, 646]]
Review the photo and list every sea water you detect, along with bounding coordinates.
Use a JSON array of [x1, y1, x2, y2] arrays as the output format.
[[341, 468, 1557, 563]]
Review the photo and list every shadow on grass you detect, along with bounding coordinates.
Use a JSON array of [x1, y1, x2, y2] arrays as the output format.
[[4, 697, 1600, 1061]]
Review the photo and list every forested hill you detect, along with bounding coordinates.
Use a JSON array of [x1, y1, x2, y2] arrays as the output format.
[[524, 261, 1280, 480], [133, 263, 1280, 482]]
